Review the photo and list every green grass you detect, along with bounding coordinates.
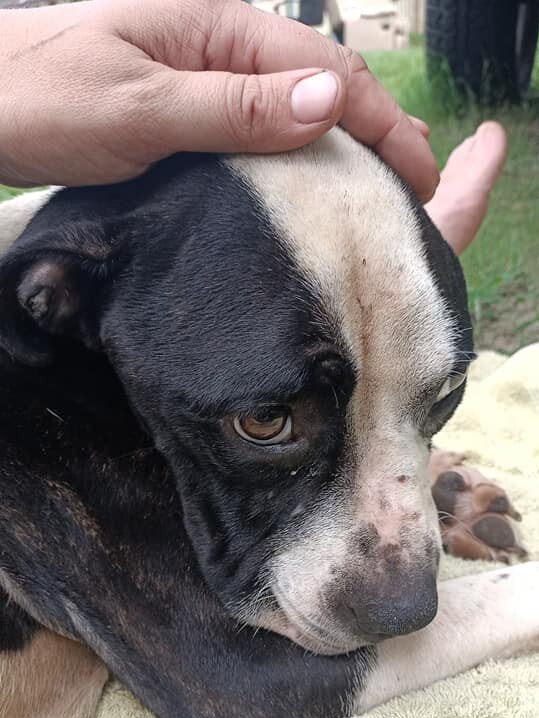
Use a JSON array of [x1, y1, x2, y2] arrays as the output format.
[[2, 41, 538, 350], [365, 44, 539, 352], [0, 185, 23, 202]]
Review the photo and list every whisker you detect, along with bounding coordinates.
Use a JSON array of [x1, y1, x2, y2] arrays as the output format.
[[45, 407, 65, 423], [438, 510, 479, 542]]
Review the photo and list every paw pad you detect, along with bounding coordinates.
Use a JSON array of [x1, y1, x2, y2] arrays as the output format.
[[429, 450, 527, 563]]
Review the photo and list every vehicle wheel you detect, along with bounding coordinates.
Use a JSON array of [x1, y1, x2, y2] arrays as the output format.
[[298, 0, 325, 26], [426, 0, 539, 103]]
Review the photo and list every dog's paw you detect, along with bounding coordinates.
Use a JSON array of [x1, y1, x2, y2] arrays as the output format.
[[429, 449, 527, 563]]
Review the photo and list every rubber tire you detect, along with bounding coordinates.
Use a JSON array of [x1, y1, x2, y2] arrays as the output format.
[[298, 0, 325, 26], [426, 0, 539, 104]]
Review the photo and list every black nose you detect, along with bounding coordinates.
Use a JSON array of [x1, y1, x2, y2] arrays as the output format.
[[342, 570, 438, 639]]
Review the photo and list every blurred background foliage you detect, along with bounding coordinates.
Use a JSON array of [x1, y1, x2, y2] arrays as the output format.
[[364, 35, 539, 353]]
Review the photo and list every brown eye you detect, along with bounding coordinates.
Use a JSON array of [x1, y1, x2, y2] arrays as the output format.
[[233, 409, 292, 445]]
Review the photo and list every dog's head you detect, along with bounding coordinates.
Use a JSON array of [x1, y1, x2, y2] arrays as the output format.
[[0, 129, 473, 654]]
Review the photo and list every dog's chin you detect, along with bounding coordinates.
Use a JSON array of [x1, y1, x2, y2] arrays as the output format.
[[250, 590, 377, 656]]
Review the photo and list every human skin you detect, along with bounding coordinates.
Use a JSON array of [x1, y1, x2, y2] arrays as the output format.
[[0, 0, 437, 200], [425, 122, 508, 255]]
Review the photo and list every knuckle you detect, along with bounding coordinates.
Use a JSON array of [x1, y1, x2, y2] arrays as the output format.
[[337, 44, 368, 82], [224, 74, 276, 150]]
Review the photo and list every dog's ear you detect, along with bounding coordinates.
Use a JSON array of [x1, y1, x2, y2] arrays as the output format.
[[0, 225, 120, 367]]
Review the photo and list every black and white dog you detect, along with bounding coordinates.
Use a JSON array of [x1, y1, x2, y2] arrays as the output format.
[[0, 128, 537, 718]]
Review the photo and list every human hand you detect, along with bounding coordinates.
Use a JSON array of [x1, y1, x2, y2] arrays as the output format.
[[0, 0, 437, 200]]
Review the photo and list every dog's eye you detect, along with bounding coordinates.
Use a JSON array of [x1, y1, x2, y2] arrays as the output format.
[[435, 372, 467, 403], [233, 408, 292, 445]]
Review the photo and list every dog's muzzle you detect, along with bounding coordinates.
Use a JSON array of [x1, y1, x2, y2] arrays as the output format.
[[265, 563, 439, 655]]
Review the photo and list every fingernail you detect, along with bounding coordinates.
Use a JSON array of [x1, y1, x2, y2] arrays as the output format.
[[291, 71, 338, 124]]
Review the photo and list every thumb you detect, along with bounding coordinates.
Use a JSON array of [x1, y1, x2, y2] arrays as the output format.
[[145, 67, 345, 154]]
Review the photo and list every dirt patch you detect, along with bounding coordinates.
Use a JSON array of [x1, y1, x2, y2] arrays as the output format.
[[472, 281, 539, 354]]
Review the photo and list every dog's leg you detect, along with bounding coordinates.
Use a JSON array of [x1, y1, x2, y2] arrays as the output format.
[[0, 630, 108, 718], [0, 587, 108, 717], [355, 562, 539, 713]]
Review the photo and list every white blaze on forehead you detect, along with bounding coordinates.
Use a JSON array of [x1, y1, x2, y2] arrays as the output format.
[[227, 128, 457, 389], [227, 130, 451, 611]]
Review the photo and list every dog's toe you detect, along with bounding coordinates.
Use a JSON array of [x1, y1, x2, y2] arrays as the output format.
[[470, 514, 528, 559], [430, 450, 526, 562], [441, 523, 505, 562]]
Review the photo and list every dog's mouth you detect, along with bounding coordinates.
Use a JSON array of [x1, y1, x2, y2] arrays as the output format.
[[266, 584, 382, 655]]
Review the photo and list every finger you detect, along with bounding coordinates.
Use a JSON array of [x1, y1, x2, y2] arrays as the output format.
[[205, 2, 439, 200], [408, 115, 430, 139], [133, 66, 346, 154], [339, 67, 438, 202], [109, 0, 439, 199]]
